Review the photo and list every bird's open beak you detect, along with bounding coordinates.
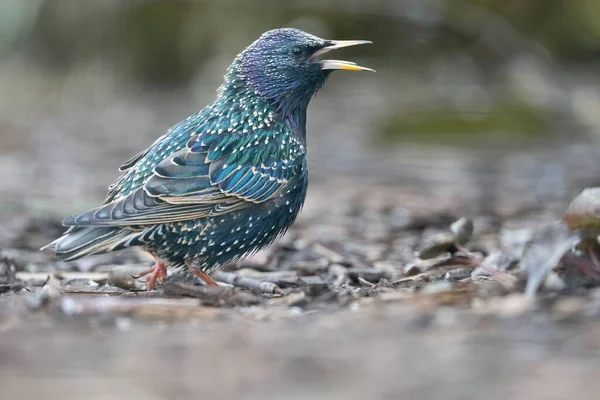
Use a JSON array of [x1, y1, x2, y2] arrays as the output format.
[[312, 40, 375, 72]]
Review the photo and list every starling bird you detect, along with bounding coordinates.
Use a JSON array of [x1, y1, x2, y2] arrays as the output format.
[[42, 28, 373, 289]]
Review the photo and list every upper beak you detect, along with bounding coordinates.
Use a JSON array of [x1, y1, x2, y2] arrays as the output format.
[[311, 40, 375, 72]]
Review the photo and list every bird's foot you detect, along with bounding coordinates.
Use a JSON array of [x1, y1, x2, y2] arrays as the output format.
[[189, 269, 219, 287], [184, 259, 219, 287], [133, 262, 169, 290]]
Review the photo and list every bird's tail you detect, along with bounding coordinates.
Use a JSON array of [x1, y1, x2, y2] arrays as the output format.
[[40, 226, 142, 261]]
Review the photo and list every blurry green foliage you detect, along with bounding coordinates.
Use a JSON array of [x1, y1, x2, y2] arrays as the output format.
[[8, 0, 598, 83], [1, 0, 598, 143], [379, 101, 551, 144]]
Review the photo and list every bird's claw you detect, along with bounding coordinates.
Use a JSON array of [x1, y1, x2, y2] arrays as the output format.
[[133, 263, 169, 290], [132, 267, 156, 280]]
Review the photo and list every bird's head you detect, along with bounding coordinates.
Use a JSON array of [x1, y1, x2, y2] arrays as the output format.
[[226, 28, 373, 119]]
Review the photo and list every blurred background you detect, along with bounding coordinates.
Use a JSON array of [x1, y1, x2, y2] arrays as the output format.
[[3, 0, 600, 220], [4, 2, 600, 399]]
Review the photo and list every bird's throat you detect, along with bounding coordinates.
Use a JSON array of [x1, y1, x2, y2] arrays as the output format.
[[284, 105, 308, 142], [217, 79, 310, 144]]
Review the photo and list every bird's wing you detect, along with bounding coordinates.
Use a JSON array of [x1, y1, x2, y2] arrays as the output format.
[[118, 148, 150, 172], [63, 127, 302, 227], [104, 134, 169, 204], [167, 129, 301, 203]]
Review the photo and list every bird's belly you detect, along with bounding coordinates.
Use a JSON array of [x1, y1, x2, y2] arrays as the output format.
[[147, 189, 305, 271]]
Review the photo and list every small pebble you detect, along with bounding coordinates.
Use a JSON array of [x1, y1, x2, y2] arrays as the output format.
[[416, 233, 456, 260], [444, 268, 471, 281], [450, 217, 474, 245], [404, 264, 422, 276], [421, 281, 453, 294]]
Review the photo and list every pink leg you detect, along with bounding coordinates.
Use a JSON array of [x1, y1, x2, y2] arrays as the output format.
[[185, 262, 219, 287]]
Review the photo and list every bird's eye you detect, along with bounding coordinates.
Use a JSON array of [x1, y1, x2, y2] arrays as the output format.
[[292, 46, 303, 56]]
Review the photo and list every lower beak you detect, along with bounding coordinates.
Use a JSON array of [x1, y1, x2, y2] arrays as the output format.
[[312, 40, 375, 72]]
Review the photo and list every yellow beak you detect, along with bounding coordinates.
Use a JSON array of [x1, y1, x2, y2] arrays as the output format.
[[312, 40, 375, 72]]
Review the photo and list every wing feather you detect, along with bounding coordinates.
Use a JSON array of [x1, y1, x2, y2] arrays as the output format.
[[64, 124, 303, 227]]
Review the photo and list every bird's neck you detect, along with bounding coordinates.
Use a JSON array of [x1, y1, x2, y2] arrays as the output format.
[[281, 102, 308, 141], [216, 79, 309, 143]]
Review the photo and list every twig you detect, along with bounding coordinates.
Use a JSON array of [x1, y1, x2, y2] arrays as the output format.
[[120, 290, 168, 298], [357, 277, 375, 287], [390, 274, 430, 288], [16, 272, 109, 284], [58, 296, 218, 319], [347, 268, 390, 284], [449, 246, 518, 284], [312, 243, 346, 264], [162, 282, 262, 307], [212, 271, 282, 295], [236, 269, 300, 286], [61, 289, 122, 296]]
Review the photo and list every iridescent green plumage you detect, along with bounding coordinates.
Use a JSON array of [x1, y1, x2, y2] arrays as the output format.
[[42, 28, 372, 287]]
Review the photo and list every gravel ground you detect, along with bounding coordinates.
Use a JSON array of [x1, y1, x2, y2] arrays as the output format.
[[1, 179, 600, 399]]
